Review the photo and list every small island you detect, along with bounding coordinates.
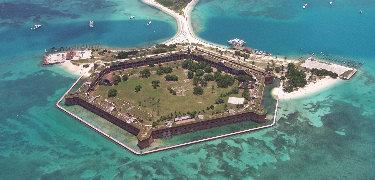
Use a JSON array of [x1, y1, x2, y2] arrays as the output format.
[[44, 0, 357, 154]]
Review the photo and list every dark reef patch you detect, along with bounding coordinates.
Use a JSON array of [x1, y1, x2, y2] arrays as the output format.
[[0, 70, 73, 121], [0, 71, 13, 79], [257, 100, 375, 179], [0, 3, 79, 25]]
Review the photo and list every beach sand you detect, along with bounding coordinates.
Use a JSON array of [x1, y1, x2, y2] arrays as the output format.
[[272, 77, 342, 100], [59, 61, 92, 77]]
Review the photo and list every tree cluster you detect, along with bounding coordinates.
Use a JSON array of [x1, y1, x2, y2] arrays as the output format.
[[284, 63, 307, 92], [113, 75, 122, 85], [193, 86, 204, 95], [215, 72, 235, 88], [122, 74, 128, 81], [165, 74, 179, 81], [182, 60, 210, 72], [108, 89, 118, 98], [116, 50, 138, 59], [311, 68, 338, 78], [152, 44, 177, 54], [156, 66, 173, 75], [139, 69, 151, 78], [155, 0, 192, 12]]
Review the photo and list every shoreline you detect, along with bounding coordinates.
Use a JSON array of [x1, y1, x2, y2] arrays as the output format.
[[141, 0, 227, 50], [141, 0, 200, 44], [59, 61, 92, 77], [271, 77, 342, 100]]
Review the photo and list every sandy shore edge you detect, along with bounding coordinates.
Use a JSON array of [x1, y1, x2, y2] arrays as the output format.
[[271, 77, 342, 100], [59, 61, 92, 77]]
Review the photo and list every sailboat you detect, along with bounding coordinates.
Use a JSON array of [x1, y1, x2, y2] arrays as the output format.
[[89, 20, 94, 28], [302, 3, 308, 9]]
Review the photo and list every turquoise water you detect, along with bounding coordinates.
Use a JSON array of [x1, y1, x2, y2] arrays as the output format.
[[1, 0, 375, 179]]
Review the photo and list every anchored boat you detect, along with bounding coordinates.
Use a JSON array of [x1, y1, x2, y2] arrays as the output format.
[[89, 20, 94, 28], [30, 24, 42, 30]]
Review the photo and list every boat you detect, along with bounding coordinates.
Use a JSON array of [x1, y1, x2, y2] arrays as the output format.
[[89, 20, 94, 28], [30, 24, 42, 30], [329, 1, 333, 6], [302, 3, 308, 9], [228, 38, 246, 47], [129, 16, 135, 20], [147, 21, 152, 26], [359, 10, 363, 14]]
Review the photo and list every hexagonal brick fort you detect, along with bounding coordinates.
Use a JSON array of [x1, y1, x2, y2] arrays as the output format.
[[65, 47, 274, 149]]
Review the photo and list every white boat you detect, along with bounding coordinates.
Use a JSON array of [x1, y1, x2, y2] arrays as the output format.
[[89, 20, 94, 28], [30, 24, 42, 30], [228, 38, 246, 47], [359, 10, 363, 14], [302, 3, 308, 9], [329, 1, 333, 5], [129, 16, 135, 20], [147, 21, 152, 26]]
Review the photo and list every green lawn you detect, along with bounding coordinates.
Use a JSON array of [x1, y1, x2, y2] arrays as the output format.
[[94, 66, 241, 125]]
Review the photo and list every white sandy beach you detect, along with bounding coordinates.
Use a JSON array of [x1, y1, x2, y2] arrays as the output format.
[[272, 77, 342, 100], [141, 0, 227, 50], [59, 61, 92, 77]]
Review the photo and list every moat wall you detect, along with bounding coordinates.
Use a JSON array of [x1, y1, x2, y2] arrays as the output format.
[[65, 95, 266, 149], [65, 96, 140, 136], [151, 112, 266, 139]]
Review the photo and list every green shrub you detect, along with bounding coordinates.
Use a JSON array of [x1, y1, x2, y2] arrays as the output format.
[[151, 80, 160, 89], [108, 89, 118, 97], [165, 74, 178, 81], [140, 69, 151, 78], [113, 75, 122, 85], [135, 85, 142, 92], [122, 74, 128, 81], [193, 86, 204, 95], [187, 71, 194, 79]]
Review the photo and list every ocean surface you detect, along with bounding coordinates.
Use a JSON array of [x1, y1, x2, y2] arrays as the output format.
[[0, 0, 374, 179]]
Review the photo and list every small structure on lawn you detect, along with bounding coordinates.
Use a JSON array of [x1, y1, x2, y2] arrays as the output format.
[[228, 97, 245, 105], [102, 73, 114, 85]]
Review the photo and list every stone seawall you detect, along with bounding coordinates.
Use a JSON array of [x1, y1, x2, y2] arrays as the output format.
[[152, 112, 266, 139], [65, 96, 140, 136], [65, 95, 266, 149]]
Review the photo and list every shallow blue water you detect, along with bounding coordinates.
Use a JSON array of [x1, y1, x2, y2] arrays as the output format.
[[1, 0, 375, 179]]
